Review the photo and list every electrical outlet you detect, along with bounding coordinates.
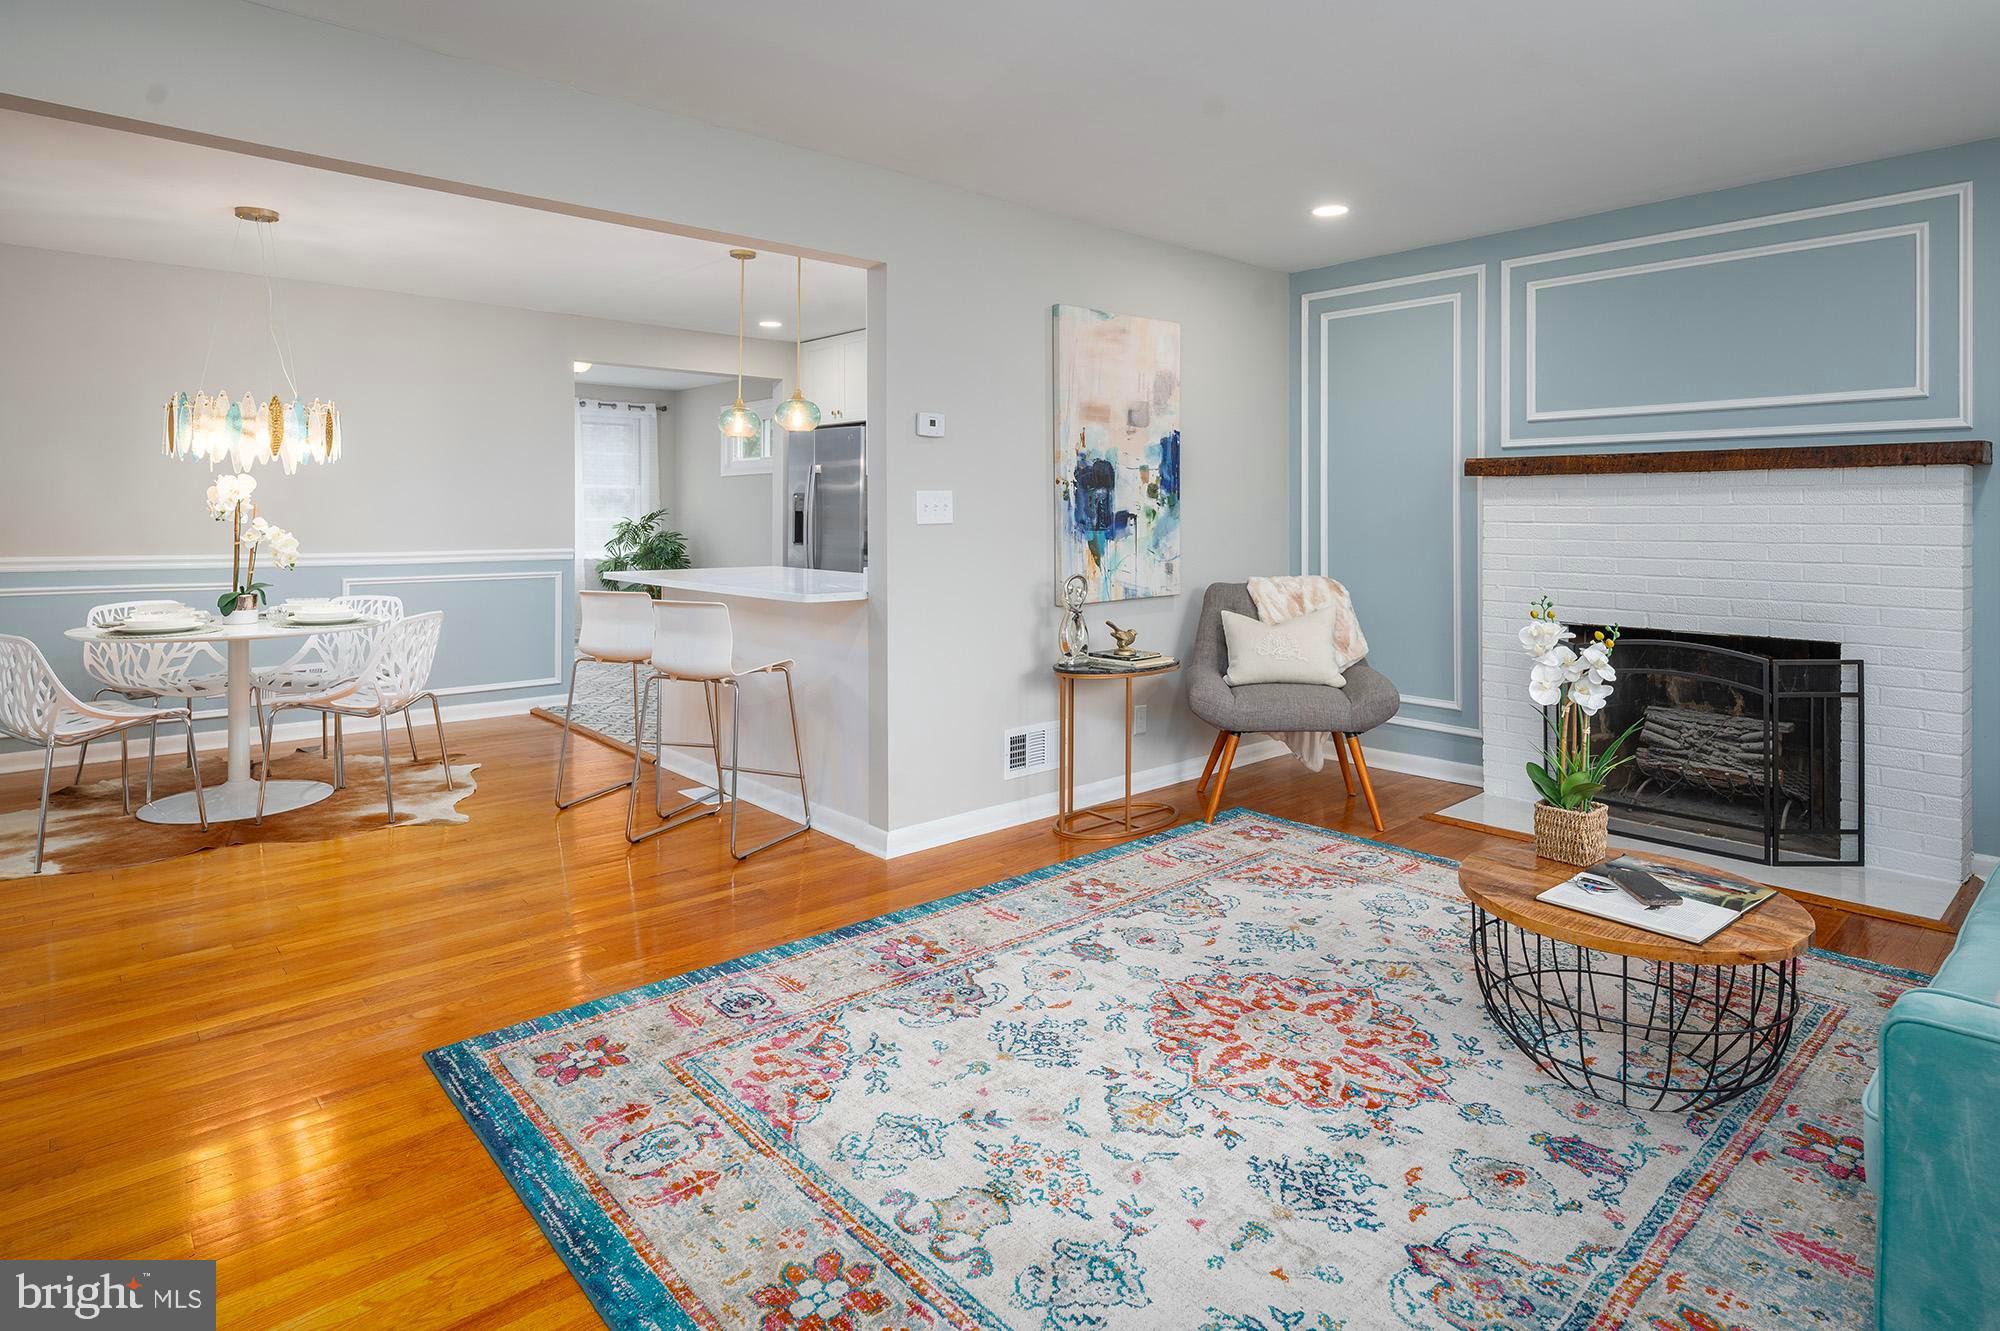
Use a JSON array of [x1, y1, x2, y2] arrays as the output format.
[[915, 411, 945, 437], [916, 490, 954, 524], [1133, 704, 1148, 734]]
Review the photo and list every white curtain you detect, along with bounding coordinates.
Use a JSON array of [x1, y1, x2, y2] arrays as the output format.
[[575, 400, 660, 578]]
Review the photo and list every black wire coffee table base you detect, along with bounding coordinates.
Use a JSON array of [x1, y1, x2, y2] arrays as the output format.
[[1470, 905, 1801, 1113]]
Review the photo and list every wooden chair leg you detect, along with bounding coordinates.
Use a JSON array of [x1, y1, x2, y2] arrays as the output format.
[[1202, 733, 1240, 823], [1196, 731, 1227, 794], [1346, 733, 1384, 833], [1333, 731, 1355, 795]]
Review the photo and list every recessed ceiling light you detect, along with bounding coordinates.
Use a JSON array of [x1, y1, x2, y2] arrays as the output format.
[[573, 361, 593, 373], [759, 319, 783, 329], [1310, 203, 1350, 219]]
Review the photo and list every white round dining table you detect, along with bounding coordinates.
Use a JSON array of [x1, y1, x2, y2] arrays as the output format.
[[63, 614, 381, 825]]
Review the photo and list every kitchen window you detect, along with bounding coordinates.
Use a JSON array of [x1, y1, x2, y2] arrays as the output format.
[[721, 396, 777, 476], [575, 399, 660, 559]]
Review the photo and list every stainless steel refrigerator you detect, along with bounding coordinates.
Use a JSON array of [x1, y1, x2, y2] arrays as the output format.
[[783, 421, 866, 573]]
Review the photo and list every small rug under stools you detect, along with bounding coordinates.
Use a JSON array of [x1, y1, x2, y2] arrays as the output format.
[[0, 742, 478, 878], [428, 811, 1909, 1331]]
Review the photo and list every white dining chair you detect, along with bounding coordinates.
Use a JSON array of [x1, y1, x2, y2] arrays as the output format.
[[555, 590, 654, 810], [0, 634, 208, 873], [256, 593, 408, 762], [624, 600, 810, 859], [253, 611, 451, 825], [75, 600, 228, 800]]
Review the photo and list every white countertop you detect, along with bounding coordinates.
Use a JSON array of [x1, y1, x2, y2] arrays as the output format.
[[604, 565, 868, 604]]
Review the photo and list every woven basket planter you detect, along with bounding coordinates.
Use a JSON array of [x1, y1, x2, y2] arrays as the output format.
[[1533, 800, 1608, 867]]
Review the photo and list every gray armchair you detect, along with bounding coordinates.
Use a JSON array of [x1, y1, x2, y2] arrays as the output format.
[[1187, 581, 1401, 829]]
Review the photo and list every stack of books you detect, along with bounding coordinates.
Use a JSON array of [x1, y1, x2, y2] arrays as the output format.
[[1060, 650, 1178, 673]]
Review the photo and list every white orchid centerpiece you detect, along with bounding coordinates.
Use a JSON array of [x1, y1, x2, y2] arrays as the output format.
[[205, 472, 302, 614], [1520, 594, 1641, 811]]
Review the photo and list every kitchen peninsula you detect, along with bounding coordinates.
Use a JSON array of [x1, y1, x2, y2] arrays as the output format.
[[605, 566, 870, 848]]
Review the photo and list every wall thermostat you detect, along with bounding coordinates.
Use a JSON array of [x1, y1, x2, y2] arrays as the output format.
[[915, 412, 945, 438]]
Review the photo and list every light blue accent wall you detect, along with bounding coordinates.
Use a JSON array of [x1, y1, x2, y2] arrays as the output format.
[[0, 556, 575, 756], [1291, 137, 1997, 856]]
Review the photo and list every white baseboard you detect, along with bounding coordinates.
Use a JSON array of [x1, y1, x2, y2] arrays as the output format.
[[0, 692, 564, 775], [644, 748, 886, 857], [649, 738, 1297, 861], [1360, 746, 1484, 788], [879, 738, 1293, 859]]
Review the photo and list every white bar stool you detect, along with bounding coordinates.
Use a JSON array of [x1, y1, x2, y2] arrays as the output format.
[[555, 590, 654, 809], [624, 600, 811, 859]]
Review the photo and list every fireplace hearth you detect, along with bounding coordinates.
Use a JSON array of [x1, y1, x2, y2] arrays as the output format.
[[1555, 626, 1863, 866]]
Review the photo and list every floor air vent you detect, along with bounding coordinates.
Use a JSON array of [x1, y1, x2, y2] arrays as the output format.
[[1003, 722, 1057, 779]]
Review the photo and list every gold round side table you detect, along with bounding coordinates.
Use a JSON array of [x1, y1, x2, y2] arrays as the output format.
[[1052, 661, 1179, 840]]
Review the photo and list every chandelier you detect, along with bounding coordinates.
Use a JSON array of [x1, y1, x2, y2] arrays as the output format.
[[161, 206, 342, 473]]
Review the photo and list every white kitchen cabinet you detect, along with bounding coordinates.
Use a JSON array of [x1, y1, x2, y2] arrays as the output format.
[[799, 329, 867, 423]]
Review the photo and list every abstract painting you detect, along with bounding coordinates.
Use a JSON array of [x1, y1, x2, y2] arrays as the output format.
[[1053, 305, 1181, 603]]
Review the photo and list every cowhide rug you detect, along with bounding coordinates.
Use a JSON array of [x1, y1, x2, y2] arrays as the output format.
[[0, 740, 478, 878]]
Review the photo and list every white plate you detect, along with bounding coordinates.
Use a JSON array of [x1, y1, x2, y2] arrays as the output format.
[[279, 608, 363, 625], [112, 614, 206, 634]]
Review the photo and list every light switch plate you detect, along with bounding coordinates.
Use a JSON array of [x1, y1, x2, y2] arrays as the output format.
[[1133, 704, 1148, 734], [915, 412, 945, 438], [916, 490, 954, 524]]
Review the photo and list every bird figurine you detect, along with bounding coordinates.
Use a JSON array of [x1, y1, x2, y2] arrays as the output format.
[[1105, 622, 1140, 656]]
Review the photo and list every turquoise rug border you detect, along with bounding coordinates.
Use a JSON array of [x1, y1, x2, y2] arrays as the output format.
[[424, 807, 1928, 1331]]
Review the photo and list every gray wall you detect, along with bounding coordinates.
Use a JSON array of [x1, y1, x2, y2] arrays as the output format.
[[670, 378, 779, 568], [0, 241, 788, 558], [4, 0, 1293, 837], [1290, 137, 1997, 857], [0, 239, 798, 749]]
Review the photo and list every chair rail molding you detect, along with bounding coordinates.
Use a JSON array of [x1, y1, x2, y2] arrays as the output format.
[[0, 547, 575, 573], [1298, 263, 1484, 736], [1500, 181, 1972, 448]]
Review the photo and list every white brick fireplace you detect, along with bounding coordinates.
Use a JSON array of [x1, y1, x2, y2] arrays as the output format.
[[1474, 459, 1975, 895]]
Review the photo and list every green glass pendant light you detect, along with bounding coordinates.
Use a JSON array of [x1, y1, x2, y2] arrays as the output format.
[[718, 248, 763, 440], [772, 255, 822, 433]]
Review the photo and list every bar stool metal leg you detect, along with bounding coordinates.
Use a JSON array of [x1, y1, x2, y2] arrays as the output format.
[[725, 666, 814, 861], [555, 657, 640, 810], [624, 673, 727, 843]]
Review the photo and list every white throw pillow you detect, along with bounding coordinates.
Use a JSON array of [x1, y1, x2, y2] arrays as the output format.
[[1220, 606, 1346, 687]]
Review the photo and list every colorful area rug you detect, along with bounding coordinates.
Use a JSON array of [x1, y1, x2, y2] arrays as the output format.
[[428, 811, 1909, 1331], [0, 742, 478, 878]]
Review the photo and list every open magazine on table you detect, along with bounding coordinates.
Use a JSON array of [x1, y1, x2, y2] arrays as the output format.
[[1536, 854, 1777, 945]]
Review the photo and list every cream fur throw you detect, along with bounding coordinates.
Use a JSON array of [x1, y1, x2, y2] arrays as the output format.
[[1242, 576, 1371, 772], [1245, 576, 1369, 668]]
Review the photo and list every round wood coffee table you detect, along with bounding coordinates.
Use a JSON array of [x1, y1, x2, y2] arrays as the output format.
[[1459, 843, 1815, 1112]]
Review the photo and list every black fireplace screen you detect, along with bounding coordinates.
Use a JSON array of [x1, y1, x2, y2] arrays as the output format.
[[1549, 627, 1864, 866]]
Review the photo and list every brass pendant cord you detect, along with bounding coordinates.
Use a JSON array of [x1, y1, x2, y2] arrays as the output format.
[[794, 256, 803, 385], [735, 253, 747, 406]]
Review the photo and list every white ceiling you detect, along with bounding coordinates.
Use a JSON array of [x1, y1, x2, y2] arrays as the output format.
[[572, 363, 736, 389], [575, 364, 732, 392], [253, 0, 2000, 272], [0, 109, 869, 339]]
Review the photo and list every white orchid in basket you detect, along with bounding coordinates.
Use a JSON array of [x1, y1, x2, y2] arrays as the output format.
[[1520, 594, 1641, 811]]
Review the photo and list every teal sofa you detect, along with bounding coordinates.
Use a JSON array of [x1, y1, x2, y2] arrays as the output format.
[[1864, 876, 2000, 1330]]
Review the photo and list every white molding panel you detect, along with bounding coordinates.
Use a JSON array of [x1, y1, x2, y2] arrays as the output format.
[[340, 569, 566, 696], [1523, 224, 1929, 421], [1300, 264, 1484, 724], [1499, 181, 1972, 448]]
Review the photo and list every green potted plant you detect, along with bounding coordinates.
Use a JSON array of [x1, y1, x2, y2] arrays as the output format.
[[1520, 594, 1643, 866], [596, 508, 691, 597]]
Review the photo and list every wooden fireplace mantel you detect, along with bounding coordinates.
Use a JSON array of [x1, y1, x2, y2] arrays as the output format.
[[1462, 440, 1991, 479]]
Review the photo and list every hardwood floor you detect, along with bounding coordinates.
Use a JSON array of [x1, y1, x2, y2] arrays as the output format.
[[0, 715, 1957, 1328]]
